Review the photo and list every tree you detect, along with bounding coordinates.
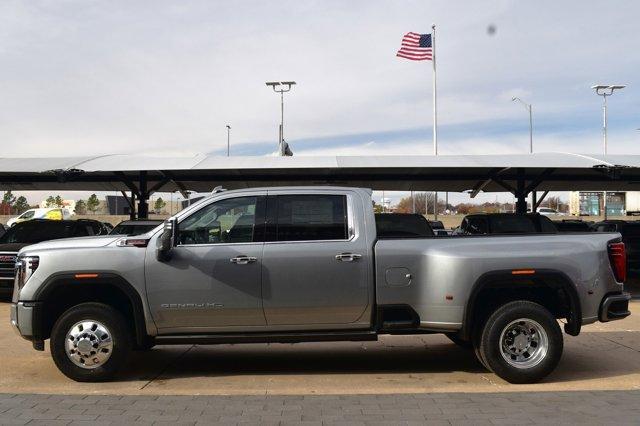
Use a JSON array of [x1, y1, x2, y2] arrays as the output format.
[[2, 190, 17, 214], [395, 192, 445, 215], [74, 200, 87, 215], [3, 191, 16, 206], [86, 194, 100, 214], [154, 197, 167, 214], [13, 196, 29, 213], [45, 196, 57, 208], [54, 195, 64, 208]]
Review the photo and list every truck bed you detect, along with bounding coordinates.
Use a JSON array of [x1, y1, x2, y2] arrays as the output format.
[[374, 232, 622, 331]]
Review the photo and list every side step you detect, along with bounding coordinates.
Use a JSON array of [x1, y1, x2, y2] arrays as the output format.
[[156, 330, 378, 345]]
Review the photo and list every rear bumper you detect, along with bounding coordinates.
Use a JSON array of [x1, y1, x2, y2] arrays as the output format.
[[599, 292, 631, 322]]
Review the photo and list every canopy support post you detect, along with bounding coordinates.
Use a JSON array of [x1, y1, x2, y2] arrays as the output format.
[[515, 168, 527, 214], [138, 171, 149, 219]]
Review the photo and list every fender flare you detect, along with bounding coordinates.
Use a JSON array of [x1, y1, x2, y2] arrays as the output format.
[[461, 269, 582, 341], [33, 272, 148, 346]]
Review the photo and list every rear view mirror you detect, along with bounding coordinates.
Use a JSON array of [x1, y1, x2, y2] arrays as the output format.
[[156, 218, 178, 261]]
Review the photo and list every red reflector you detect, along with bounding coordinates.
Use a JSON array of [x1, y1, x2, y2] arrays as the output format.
[[75, 273, 99, 279], [512, 269, 535, 275], [608, 242, 626, 283]]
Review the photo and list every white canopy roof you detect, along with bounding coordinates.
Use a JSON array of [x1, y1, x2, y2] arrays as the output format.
[[0, 152, 638, 193]]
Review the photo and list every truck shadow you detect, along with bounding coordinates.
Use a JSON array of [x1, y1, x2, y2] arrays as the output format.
[[119, 330, 640, 385]]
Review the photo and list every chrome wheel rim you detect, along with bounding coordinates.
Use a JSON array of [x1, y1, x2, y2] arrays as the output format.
[[65, 320, 113, 369], [499, 318, 548, 369]]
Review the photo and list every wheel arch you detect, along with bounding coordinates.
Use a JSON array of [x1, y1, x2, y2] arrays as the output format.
[[33, 272, 148, 347], [461, 269, 582, 341]]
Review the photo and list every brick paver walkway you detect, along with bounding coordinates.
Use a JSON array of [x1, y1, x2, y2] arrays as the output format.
[[1, 391, 639, 425]]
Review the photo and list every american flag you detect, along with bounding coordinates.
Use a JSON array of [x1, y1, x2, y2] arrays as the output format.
[[396, 32, 433, 61]]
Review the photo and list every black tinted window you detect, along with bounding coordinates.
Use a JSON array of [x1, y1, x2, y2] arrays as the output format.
[[0, 221, 75, 244], [275, 195, 348, 241], [622, 224, 640, 237], [555, 222, 591, 232], [489, 215, 537, 233], [376, 214, 434, 238]]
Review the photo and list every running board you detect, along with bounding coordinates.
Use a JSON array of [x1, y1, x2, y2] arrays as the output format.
[[155, 330, 378, 345]]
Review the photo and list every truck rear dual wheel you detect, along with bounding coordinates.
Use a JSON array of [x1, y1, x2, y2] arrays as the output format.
[[477, 300, 563, 384], [50, 303, 131, 382]]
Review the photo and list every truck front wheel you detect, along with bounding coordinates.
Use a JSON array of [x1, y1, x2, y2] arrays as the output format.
[[478, 300, 563, 384], [50, 303, 131, 382]]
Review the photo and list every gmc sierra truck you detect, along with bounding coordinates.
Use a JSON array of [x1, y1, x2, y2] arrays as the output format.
[[10, 187, 631, 383]]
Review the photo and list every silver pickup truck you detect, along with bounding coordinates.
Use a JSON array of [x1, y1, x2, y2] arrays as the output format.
[[10, 187, 631, 384]]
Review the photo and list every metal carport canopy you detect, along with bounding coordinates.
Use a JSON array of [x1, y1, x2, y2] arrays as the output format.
[[0, 152, 639, 193]]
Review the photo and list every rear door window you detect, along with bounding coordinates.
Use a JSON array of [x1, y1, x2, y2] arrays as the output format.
[[270, 195, 348, 241]]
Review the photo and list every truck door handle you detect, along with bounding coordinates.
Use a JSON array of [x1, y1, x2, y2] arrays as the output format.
[[335, 253, 362, 262], [230, 256, 257, 265]]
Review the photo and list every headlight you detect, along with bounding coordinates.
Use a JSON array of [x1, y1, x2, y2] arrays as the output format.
[[15, 256, 39, 290]]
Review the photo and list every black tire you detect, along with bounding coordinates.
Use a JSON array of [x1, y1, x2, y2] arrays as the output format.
[[471, 326, 492, 371], [479, 300, 563, 384], [445, 332, 473, 349], [50, 302, 131, 382]]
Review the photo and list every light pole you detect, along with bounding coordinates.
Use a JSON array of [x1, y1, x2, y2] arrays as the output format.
[[226, 125, 231, 157], [266, 81, 296, 156], [592, 84, 626, 219], [512, 96, 534, 211]]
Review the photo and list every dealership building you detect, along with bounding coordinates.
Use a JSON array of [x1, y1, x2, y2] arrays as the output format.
[[569, 191, 640, 216]]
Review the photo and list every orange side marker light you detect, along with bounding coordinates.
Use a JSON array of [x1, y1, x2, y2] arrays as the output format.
[[511, 269, 535, 275], [75, 273, 99, 279]]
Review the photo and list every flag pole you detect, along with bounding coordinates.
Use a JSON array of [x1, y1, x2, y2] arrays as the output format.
[[432, 23, 438, 220]]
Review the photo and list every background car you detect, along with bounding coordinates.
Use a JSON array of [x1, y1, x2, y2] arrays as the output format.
[[375, 213, 434, 238], [428, 220, 451, 236], [553, 219, 593, 232], [592, 220, 640, 279], [537, 207, 566, 216], [455, 213, 558, 235], [109, 219, 163, 236], [6, 208, 72, 227], [0, 219, 109, 298]]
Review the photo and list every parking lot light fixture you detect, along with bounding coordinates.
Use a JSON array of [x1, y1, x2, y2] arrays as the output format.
[[266, 81, 296, 156], [592, 84, 626, 220], [511, 97, 533, 154]]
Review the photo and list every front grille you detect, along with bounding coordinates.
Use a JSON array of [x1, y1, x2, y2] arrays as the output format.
[[0, 252, 18, 283]]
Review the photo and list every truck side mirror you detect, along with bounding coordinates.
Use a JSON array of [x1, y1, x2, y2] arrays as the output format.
[[156, 218, 178, 261]]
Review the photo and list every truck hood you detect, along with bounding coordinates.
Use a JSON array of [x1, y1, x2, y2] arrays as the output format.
[[17, 236, 124, 254], [0, 243, 29, 253]]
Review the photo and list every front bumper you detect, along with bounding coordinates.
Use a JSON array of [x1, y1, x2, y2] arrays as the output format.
[[599, 292, 632, 322], [10, 302, 38, 340]]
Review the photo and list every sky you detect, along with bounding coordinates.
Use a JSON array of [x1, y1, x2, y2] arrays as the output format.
[[1, 0, 639, 206]]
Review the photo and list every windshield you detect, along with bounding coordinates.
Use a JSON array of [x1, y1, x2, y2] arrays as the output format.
[[0, 221, 76, 244]]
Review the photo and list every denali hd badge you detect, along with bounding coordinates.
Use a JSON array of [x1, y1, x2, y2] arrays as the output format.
[[161, 302, 224, 309]]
